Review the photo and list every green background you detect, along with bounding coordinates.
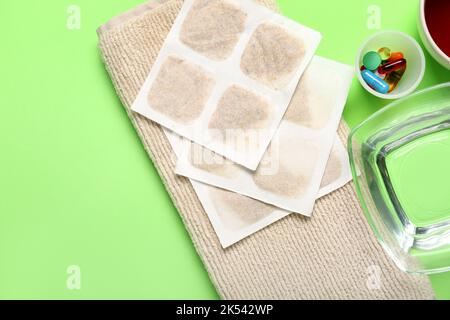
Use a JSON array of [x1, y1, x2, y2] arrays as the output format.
[[0, 0, 448, 299]]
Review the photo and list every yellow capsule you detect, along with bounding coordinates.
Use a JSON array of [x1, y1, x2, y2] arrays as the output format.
[[378, 47, 391, 61]]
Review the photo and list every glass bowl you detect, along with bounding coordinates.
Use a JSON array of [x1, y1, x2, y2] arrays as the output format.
[[348, 83, 450, 274]]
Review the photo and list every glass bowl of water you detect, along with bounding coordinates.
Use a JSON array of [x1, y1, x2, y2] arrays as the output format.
[[349, 82, 450, 274]]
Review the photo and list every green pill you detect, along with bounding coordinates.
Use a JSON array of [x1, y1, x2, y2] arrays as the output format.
[[363, 51, 382, 70]]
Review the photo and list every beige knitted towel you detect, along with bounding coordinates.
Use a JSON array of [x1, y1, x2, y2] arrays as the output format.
[[97, 0, 434, 299]]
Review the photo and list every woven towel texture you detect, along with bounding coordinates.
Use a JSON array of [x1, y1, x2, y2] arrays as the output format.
[[97, 0, 434, 299]]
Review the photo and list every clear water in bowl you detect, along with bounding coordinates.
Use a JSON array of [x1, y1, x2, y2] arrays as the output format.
[[349, 83, 450, 274]]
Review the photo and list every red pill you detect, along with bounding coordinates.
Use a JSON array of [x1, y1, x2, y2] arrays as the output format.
[[388, 52, 404, 62], [378, 58, 407, 75], [360, 65, 366, 71]]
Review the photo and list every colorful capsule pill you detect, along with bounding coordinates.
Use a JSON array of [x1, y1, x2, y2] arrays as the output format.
[[378, 58, 407, 74], [378, 47, 391, 60], [363, 51, 382, 70], [385, 67, 406, 93], [361, 69, 389, 94], [388, 52, 404, 62]]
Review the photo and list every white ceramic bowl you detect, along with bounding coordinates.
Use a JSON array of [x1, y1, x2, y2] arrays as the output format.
[[355, 31, 425, 100], [418, 0, 450, 70]]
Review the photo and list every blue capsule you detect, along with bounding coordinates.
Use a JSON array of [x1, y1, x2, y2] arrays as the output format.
[[361, 69, 389, 94]]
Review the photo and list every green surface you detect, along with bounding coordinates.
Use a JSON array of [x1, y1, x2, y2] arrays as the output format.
[[0, 0, 448, 299], [386, 129, 450, 227]]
